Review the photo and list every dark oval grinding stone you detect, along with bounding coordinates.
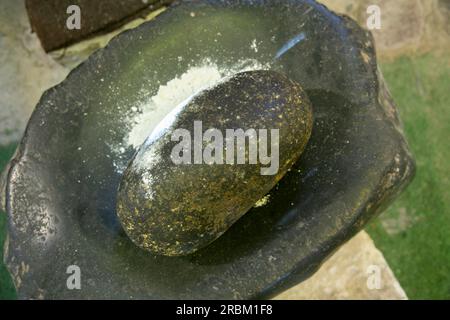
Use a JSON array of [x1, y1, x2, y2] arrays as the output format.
[[117, 70, 313, 256]]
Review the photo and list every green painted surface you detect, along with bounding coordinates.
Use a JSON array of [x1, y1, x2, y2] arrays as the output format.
[[367, 53, 450, 299], [0, 143, 17, 299]]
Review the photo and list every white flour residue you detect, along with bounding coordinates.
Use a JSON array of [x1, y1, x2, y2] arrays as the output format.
[[127, 61, 222, 149], [111, 58, 270, 174], [250, 39, 259, 53], [134, 146, 160, 200], [127, 58, 269, 149]]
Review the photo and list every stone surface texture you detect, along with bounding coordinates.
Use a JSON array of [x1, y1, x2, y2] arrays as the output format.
[[117, 71, 313, 256], [0, 0, 424, 299], [25, 0, 168, 51], [319, 0, 450, 60], [274, 231, 407, 300], [2, 0, 415, 299], [0, 0, 69, 145]]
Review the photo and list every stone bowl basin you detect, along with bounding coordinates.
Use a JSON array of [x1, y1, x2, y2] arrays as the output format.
[[1, 0, 415, 299]]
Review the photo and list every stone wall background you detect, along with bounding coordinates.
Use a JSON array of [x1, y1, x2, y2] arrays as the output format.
[[319, 0, 450, 60], [0, 0, 69, 145]]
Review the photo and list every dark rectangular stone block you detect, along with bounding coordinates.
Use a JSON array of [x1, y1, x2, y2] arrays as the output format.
[[25, 0, 174, 52]]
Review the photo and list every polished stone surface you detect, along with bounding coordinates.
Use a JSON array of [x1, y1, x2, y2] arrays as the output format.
[[2, 0, 415, 299], [118, 70, 313, 256]]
